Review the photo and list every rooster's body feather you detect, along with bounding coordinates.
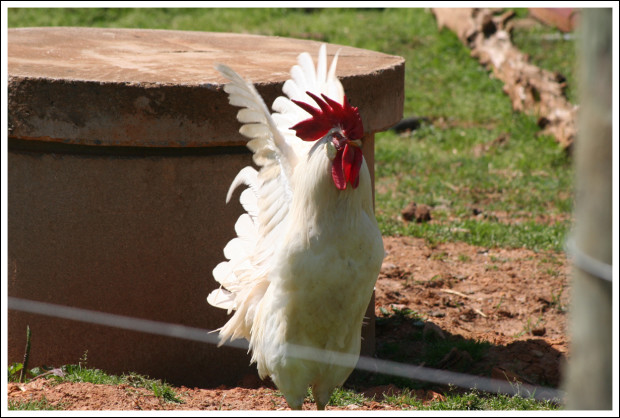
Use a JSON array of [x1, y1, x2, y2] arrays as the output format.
[[208, 45, 384, 410]]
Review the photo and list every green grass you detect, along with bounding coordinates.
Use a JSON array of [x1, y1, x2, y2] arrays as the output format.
[[375, 111, 572, 251], [382, 388, 560, 410], [8, 396, 66, 411], [378, 305, 426, 323], [311, 385, 558, 410], [326, 387, 368, 407], [9, 356, 184, 407]]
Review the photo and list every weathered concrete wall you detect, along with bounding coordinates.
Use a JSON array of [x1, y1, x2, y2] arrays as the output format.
[[9, 146, 256, 387], [8, 27, 405, 387]]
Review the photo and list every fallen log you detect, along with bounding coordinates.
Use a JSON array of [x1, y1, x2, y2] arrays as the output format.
[[432, 8, 577, 151]]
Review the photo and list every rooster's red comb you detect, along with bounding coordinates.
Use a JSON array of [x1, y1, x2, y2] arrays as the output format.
[[290, 92, 363, 142]]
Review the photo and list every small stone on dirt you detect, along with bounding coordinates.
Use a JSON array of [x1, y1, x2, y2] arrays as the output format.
[[401, 202, 432, 223], [437, 347, 473, 369], [423, 321, 446, 340]]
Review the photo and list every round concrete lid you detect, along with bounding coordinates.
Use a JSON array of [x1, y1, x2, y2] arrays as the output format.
[[9, 27, 405, 147]]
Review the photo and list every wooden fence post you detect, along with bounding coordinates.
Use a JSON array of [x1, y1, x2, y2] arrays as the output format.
[[564, 7, 613, 410]]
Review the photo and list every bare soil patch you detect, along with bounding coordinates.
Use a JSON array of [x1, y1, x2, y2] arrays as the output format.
[[8, 236, 569, 410]]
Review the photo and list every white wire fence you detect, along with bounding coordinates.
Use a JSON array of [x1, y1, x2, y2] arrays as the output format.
[[8, 296, 565, 403]]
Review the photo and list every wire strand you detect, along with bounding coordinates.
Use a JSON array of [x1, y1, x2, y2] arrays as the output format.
[[566, 237, 613, 283], [8, 296, 565, 403]]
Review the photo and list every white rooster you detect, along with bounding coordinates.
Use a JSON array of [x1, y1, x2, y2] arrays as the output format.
[[208, 44, 384, 410]]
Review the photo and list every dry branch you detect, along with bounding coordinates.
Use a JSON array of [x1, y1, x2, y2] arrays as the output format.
[[432, 8, 577, 150]]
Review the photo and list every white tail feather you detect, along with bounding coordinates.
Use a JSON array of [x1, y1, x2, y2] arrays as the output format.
[[237, 108, 267, 124], [226, 166, 258, 204], [206, 288, 235, 311]]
